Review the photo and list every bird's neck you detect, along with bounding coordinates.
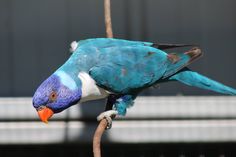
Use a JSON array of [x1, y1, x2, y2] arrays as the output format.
[[54, 70, 81, 90], [55, 50, 108, 102]]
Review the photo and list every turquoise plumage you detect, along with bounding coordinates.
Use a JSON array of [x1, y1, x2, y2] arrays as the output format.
[[32, 38, 236, 122]]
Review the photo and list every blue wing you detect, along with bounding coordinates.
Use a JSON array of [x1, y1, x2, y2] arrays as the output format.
[[78, 38, 192, 50], [88, 44, 198, 94], [78, 38, 153, 49]]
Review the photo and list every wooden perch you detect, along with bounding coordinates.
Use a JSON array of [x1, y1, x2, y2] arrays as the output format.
[[93, 0, 113, 157], [104, 0, 113, 38], [93, 119, 108, 157]]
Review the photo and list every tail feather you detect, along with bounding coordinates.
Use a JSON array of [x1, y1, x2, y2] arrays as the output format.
[[152, 43, 196, 50], [169, 68, 236, 95], [163, 47, 203, 78]]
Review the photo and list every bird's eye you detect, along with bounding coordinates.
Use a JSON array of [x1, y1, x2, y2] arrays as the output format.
[[49, 91, 57, 102]]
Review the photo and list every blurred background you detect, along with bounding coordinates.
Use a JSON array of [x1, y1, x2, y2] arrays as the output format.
[[0, 0, 236, 156]]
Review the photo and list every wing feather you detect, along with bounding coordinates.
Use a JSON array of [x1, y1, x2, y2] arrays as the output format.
[[89, 46, 167, 93]]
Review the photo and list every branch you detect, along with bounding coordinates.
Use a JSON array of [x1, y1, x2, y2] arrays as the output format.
[[93, 119, 107, 157], [93, 0, 113, 157], [104, 0, 113, 38]]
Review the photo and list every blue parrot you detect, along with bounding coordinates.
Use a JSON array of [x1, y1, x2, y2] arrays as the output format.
[[32, 38, 236, 126]]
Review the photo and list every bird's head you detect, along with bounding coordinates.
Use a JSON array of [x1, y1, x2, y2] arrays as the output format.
[[32, 71, 82, 123]]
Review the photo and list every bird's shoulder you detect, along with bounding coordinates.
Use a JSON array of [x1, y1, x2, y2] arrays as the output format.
[[77, 38, 153, 49]]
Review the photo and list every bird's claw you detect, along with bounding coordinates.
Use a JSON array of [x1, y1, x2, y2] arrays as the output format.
[[97, 110, 118, 129]]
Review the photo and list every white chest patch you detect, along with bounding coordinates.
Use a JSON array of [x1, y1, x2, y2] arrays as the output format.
[[78, 72, 109, 102]]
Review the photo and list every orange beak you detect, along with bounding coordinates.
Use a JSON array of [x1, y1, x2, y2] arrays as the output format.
[[37, 107, 54, 124]]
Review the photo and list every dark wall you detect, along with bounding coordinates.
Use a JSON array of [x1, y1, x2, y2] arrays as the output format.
[[0, 0, 236, 96]]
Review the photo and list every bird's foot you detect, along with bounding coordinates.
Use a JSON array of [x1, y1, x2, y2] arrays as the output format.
[[97, 110, 118, 129]]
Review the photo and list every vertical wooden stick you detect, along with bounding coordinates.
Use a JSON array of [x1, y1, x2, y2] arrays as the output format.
[[93, 119, 108, 157], [104, 0, 113, 38], [93, 0, 113, 157]]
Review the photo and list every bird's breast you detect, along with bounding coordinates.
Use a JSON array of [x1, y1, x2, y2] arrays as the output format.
[[78, 72, 110, 103]]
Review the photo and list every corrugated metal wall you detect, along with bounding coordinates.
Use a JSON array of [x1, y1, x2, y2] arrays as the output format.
[[0, 0, 236, 96]]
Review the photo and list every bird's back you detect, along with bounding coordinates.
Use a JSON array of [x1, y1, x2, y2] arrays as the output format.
[[63, 38, 202, 94], [77, 39, 200, 93]]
